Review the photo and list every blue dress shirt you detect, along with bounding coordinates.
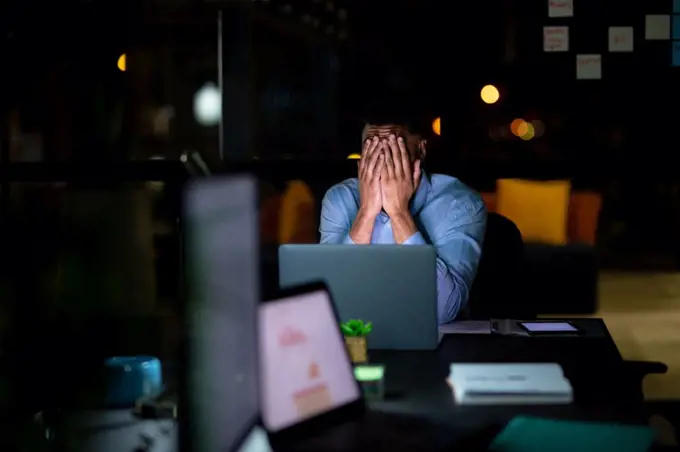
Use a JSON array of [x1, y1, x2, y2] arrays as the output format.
[[319, 171, 487, 324]]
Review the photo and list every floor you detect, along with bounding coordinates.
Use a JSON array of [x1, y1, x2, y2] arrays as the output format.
[[556, 272, 680, 400]]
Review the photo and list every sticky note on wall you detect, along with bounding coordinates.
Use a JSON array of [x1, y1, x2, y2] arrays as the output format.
[[673, 16, 680, 40], [608, 27, 633, 52], [673, 41, 680, 66], [548, 0, 573, 18], [544, 26, 569, 52], [576, 54, 602, 80], [645, 15, 670, 40]]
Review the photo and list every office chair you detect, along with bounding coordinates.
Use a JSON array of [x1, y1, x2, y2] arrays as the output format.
[[467, 212, 530, 320]]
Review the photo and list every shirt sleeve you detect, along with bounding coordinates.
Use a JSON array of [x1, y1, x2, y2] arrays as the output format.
[[402, 200, 487, 324], [319, 188, 355, 244]]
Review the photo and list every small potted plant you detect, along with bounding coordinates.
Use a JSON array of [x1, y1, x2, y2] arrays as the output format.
[[340, 319, 372, 364]]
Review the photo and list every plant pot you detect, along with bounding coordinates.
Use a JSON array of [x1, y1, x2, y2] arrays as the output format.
[[344, 336, 368, 364]]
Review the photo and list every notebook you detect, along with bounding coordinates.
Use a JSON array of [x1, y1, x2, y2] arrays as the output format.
[[490, 416, 656, 452], [448, 363, 573, 405]]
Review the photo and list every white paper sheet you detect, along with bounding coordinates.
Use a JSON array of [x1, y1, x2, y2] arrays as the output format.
[[608, 27, 634, 52], [645, 15, 670, 40], [544, 26, 569, 52], [548, 0, 573, 18], [576, 54, 602, 80], [439, 321, 491, 335]]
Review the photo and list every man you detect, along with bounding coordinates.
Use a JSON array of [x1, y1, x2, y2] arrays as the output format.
[[319, 102, 487, 324]]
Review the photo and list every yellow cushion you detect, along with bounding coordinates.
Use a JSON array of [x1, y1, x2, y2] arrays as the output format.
[[496, 179, 571, 245], [279, 180, 316, 243]]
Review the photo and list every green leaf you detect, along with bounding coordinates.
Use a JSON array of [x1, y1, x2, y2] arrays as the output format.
[[340, 323, 355, 336], [348, 319, 363, 329], [341, 319, 373, 336]]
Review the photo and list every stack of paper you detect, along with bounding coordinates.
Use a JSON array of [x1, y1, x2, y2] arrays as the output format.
[[448, 363, 573, 405]]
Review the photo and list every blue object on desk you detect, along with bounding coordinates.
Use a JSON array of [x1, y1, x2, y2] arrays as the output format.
[[490, 416, 655, 452], [104, 356, 163, 407]]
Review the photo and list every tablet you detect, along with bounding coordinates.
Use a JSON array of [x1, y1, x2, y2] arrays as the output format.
[[258, 282, 365, 445], [517, 321, 582, 335]]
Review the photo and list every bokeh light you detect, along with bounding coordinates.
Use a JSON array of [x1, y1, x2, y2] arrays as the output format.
[[347, 153, 361, 159], [480, 85, 500, 104], [516, 121, 529, 137], [193, 82, 221, 126], [510, 118, 526, 136], [432, 117, 441, 136], [117, 54, 126, 72], [510, 118, 536, 140], [519, 123, 535, 140]]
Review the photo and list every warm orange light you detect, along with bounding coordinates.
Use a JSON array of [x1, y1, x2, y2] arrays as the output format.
[[480, 85, 500, 104], [432, 117, 441, 136], [117, 54, 126, 72], [347, 153, 361, 160], [510, 119, 526, 136], [516, 121, 529, 137], [520, 123, 535, 140]]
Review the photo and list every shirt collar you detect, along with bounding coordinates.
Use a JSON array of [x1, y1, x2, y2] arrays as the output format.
[[378, 170, 431, 223]]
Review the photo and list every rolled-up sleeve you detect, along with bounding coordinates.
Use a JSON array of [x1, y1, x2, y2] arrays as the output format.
[[319, 188, 355, 244], [402, 231, 427, 245]]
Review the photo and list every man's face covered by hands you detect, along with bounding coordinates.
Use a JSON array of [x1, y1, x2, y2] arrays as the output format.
[[356, 123, 427, 217], [362, 124, 425, 163], [362, 123, 426, 193]]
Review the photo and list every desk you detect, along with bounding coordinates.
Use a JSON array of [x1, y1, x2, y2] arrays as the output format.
[[367, 319, 649, 427]]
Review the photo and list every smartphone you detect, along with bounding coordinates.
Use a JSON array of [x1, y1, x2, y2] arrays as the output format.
[[517, 321, 582, 335]]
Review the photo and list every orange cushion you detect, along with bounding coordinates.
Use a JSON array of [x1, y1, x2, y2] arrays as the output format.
[[496, 179, 571, 245], [279, 180, 316, 244], [568, 192, 602, 245], [481, 192, 497, 213]]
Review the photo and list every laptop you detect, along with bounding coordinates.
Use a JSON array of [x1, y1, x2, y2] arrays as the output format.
[[258, 281, 455, 451], [182, 175, 266, 452], [278, 245, 441, 350]]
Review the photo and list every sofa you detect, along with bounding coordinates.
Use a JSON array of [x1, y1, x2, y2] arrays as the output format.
[[480, 187, 603, 314]]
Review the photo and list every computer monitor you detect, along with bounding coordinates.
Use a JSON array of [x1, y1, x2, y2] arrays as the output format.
[[258, 282, 363, 437], [183, 175, 260, 452]]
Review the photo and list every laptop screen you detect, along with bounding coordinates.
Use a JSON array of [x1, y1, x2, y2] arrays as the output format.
[[259, 287, 361, 432], [184, 176, 260, 452]]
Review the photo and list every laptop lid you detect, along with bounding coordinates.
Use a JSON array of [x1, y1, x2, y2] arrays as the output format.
[[278, 245, 439, 350], [182, 175, 260, 452], [258, 282, 365, 445]]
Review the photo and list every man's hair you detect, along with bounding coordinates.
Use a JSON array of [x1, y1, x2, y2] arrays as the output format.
[[360, 90, 430, 137]]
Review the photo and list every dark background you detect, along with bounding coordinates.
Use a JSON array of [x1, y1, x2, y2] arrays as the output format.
[[1, 1, 679, 287], [0, 0, 680, 434]]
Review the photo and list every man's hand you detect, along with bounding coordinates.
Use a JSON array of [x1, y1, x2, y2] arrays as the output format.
[[381, 135, 421, 217], [349, 137, 384, 244], [357, 137, 384, 218]]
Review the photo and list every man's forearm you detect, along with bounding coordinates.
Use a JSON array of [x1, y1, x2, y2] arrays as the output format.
[[390, 211, 418, 244], [349, 209, 377, 244]]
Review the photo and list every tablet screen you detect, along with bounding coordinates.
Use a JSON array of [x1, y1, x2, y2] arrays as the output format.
[[259, 288, 361, 432], [519, 321, 578, 333]]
